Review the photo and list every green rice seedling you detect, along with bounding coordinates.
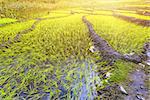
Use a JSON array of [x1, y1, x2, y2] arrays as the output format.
[[0, 14, 102, 99], [115, 10, 136, 13], [40, 12, 70, 18], [87, 15, 150, 54], [0, 18, 17, 24], [87, 14, 150, 83], [126, 4, 150, 8], [110, 60, 134, 83], [0, 20, 35, 43], [0, 0, 150, 99]]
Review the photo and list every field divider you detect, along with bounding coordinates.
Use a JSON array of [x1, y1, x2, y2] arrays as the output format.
[[113, 13, 150, 27], [82, 16, 149, 65], [73, 10, 150, 27], [72, 11, 112, 16]]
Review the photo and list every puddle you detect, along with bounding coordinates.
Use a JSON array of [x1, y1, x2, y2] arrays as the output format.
[[125, 70, 149, 100], [38, 60, 101, 100], [70, 60, 101, 100]]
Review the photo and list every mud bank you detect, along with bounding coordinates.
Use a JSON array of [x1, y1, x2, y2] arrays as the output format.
[[114, 14, 150, 27]]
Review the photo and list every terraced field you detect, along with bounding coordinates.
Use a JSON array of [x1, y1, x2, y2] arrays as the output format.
[[0, 0, 150, 100]]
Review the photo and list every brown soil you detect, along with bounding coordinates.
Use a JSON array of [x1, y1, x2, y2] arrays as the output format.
[[137, 11, 150, 16]]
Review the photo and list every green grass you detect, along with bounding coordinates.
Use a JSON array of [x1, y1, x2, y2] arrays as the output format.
[[110, 61, 133, 83]]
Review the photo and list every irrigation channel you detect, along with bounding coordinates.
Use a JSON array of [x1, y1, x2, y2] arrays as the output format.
[[0, 10, 149, 99]]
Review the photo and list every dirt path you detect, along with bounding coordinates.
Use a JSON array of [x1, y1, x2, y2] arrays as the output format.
[[125, 67, 149, 100]]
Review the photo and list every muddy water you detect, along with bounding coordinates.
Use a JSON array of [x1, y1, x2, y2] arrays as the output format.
[[125, 69, 149, 100], [70, 60, 101, 100]]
